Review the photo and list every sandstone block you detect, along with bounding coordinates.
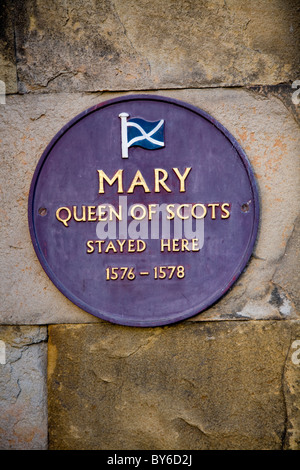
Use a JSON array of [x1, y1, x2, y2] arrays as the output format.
[[0, 325, 48, 449], [0, 0, 18, 94], [48, 321, 300, 450], [11, 0, 300, 93], [273, 215, 300, 310]]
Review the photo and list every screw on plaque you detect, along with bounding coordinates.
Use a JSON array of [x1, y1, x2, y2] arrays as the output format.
[[241, 202, 251, 213], [38, 207, 47, 216]]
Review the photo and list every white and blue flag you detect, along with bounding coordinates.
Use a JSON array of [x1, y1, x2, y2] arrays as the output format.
[[119, 112, 165, 158]]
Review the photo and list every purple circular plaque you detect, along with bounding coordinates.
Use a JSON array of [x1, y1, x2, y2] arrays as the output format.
[[28, 95, 259, 327]]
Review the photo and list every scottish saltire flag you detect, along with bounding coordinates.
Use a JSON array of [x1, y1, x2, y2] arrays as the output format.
[[119, 112, 165, 158]]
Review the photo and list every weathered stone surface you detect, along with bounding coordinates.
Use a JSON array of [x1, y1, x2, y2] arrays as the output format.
[[0, 93, 102, 325], [0, 0, 18, 94], [248, 83, 300, 127], [0, 325, 48, 449], [273, 216, 300, 311], [283, 328, 300, 449], [48, 321, 300, 450], [11, 0, 300, 93], [0, 89, 299, 324]]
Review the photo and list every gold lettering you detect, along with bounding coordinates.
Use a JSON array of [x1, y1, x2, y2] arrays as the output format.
[[172, 239, 180, 251], [98, 205, 108, 221], [191, 204, 207, 219], [192, 238, 200, 251], [221, 203, 230, 219], [127, 170, 150, 193], [73, 205, 86, 222], [109, 204, 122, 221], [98, 169, 123, 194], [128, 239, 135, 252], [154, 168, 171, 193], [105, 241, 117, 253], [87, 206, 97, 221], [177, 204, 190, 220], [166, 204, 175, 220], [181, 239, 190, 251], [148, 204, 157, 220], [172, 167, 192, 192], [86, 240, 94, 253], [56, 207, 72, 227], [95, 240, 105, 253], [130, 204, 147, 220], [160, 239, 172, 252], [86, 240, 105, 253], [160, 238, 200, 252], [208, 203, 219, 219], [116, 239, 126, 252], [137, 240, 146, 252]]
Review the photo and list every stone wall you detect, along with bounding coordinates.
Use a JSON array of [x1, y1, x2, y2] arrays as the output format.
[[0, 0, 299, 450]]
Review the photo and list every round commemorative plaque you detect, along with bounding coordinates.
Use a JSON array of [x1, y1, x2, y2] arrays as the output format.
[[28, 95, 259, 327]]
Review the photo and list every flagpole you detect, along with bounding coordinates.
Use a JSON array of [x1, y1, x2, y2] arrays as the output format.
[[119, 113, 129, 159]]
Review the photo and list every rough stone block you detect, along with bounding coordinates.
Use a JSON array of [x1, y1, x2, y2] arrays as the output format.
[[0, 325, 48, 450], [273, 215, 300, 310], [0, 89, 299, 324], [48, 321, 300, 450], [0, 0, 18, 94], [11, 0, 300, 93]]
